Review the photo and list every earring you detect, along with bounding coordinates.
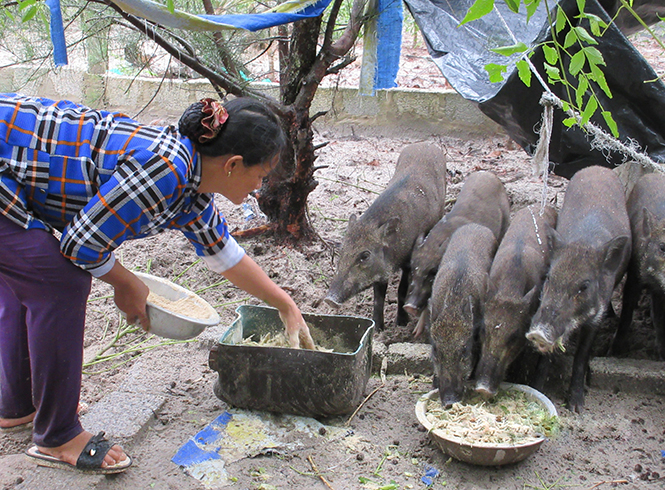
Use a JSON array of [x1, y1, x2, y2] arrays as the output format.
[[227, 171, 231, 178]]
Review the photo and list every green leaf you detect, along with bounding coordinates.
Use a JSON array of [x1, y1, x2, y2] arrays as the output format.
[[485, 63, 507, 83], [575, 76, 589, 106], [563, 116, 577, 127], [574, 26, 598, 44], [459, 0, 494, 26], [167, 0, 175, 14], [542, 45, 558, 64], [569, 50, 586, 75], [525, 0, 539, 20], [586, 14, 606, 35], [505, 0, 520, 13], [21, 5, 37, 22], [581, 95, 598, 125], [563, 30, 577, 49], [589, 63, 612, 97], [358, 476, 371, 484], [576, 0, 586, 14], [562, 100, 571, 112], [18, 0, 36, 9], [602, 110, 619, 137], [583, 46, 605, 66], [491, 42, 528, 56], [555, 7, 567, 33], [516, 59, 532, 87], [544, 63, 561, 81]]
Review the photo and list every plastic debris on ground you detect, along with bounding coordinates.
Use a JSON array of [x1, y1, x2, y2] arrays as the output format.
[[171, 409, 345, 488], [421, 465, 440, 486]]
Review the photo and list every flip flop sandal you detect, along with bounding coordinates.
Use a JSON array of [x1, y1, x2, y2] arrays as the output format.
[[25, 431, 132, 474]]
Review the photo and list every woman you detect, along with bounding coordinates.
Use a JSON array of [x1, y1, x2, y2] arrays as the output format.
[[0, 93, 314, 473]]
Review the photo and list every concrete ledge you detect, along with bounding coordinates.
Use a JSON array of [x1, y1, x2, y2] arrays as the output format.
[[373, 341, 432, 376], [590, 357, 665, 396], [372, 342, 665, 397], [1, 65, 503, 138]]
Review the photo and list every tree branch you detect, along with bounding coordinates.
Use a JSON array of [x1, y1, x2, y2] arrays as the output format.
[[102, 0, 276, 106]]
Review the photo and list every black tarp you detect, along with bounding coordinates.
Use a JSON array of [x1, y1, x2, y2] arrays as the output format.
[[404, 0, 665, 178]]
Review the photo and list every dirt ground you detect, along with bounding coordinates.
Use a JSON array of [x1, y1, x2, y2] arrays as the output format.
[[2, 32, 665, 490]]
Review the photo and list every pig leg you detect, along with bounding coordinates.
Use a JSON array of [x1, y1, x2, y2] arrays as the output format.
[[373, 281, 388, 331], [610, 267, 640, 356], [649, 290, 665, 360], [530, 354, 551, 392], [396, 266, 411, 327], [568, 323, 596, 413]]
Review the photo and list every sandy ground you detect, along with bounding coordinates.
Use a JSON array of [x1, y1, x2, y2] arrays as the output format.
[[1, 132, 664, 490], [1, 27, 665, 490]]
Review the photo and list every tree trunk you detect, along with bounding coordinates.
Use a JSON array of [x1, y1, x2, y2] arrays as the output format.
[[105, 0, 367, 242], [258, 17, 323, 242]]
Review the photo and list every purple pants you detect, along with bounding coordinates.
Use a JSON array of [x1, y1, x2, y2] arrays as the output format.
[[0, 214, 91, 447]]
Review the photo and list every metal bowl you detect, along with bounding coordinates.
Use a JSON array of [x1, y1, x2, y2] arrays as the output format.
[[415, 383, 558, 466], [133, 271, 220, 340]]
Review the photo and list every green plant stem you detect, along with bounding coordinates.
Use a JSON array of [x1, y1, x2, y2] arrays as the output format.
[[196, 280, 229, 295], [173, 259, 201, 281], [317, 175, 381, 194]]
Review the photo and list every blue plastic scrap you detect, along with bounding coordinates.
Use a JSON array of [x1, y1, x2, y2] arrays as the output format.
[[421, 466, 440, 486], [171, 411, 232, 467], [171, 439, 221, 467]]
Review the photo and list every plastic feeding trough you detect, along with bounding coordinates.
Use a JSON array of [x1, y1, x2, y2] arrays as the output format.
[[208, 305, 375, 418]]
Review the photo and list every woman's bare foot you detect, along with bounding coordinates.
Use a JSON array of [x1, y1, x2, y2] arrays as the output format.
[[0, 412, 35, 429], [37, 431, 128, 468], [0, 403, 85, 430]]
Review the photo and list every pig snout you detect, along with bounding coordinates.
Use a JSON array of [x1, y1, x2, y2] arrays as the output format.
[[474, 356, 501, 398], [403, 303, 420, 317], [325, 278, 355, 306], [474, 379, 498, 399], [526, 326, 556, 353], [438, 385, 463, 408], [324, 296, 342, 308]]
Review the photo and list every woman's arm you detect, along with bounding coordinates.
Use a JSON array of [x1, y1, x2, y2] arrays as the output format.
[[221, 255, 315, 349]]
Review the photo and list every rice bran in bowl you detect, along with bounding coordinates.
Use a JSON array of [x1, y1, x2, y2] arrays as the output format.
[[415, 383, 559, 466]]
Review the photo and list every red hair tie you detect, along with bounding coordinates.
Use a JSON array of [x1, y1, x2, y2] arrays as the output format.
[[199, 98, 229, 143]]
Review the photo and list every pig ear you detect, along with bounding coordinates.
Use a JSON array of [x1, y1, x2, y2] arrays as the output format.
[[641, 207, 653, 239], [523, 285, 538, 308], [348, 214, 357, 227], [380, 217, 401, 243], [486, 278, 497, 299], [415, 233, 426, 249], [548, 227, 564, 251], [602, 235, 630, 273]]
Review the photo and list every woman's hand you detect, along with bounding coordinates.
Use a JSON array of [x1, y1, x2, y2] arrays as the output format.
[[98, 262, 151, 332], [279, 309, 315, 350], [221, 255, 315, 349]]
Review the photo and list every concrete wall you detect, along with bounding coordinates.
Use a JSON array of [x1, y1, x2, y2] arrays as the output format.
[[1, 65, 504, 138]]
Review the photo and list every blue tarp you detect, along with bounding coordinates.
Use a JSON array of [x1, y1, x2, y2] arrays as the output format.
[[45, 0, 402, 93]]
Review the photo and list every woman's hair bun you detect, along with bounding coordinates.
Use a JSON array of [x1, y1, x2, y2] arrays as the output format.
[[178, 97, 286, 166], [178, 101, 207, 143]]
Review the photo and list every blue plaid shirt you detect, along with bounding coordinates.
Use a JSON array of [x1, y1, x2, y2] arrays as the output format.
[[0, 93, 244, 277]]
